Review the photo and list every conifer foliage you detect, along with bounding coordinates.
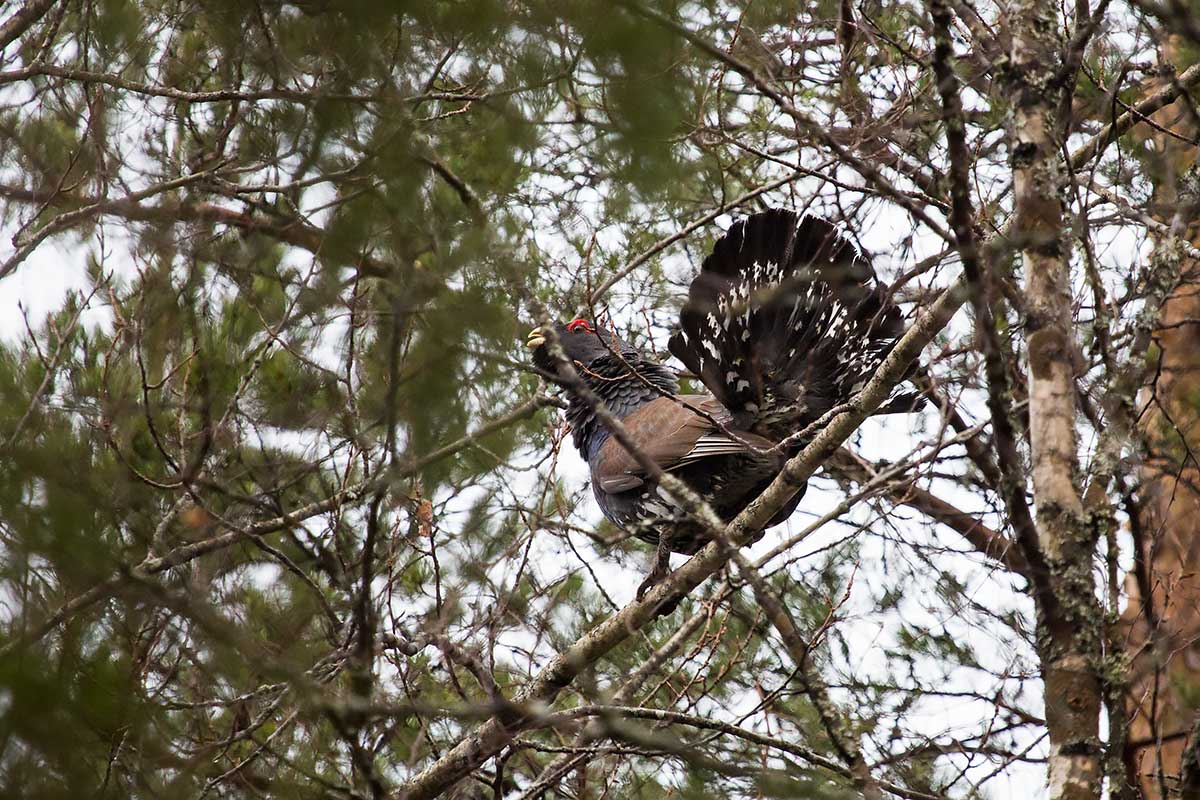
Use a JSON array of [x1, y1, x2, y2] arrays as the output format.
[[1, 2, 1199, 798]]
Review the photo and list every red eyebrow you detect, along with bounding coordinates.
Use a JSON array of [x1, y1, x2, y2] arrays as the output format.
[[566, 319, 593, 332]]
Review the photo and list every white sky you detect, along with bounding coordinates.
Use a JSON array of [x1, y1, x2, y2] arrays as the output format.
[[0, 9, 1162, 795]]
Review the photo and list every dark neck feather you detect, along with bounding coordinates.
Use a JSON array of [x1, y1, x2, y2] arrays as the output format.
[[564, 354, 679, 459]]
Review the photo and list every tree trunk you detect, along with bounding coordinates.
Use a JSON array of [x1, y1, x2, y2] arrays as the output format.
[[1009, 0, 1103, 796], [1123, 38, 1200, 796]]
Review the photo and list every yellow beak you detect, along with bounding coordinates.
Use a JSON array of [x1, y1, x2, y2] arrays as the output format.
[[525, 327, 547, 349]]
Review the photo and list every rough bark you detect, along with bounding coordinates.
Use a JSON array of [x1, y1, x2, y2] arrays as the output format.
[[1122, 36, 1200, 798], [1008, 0, 1103, 797]]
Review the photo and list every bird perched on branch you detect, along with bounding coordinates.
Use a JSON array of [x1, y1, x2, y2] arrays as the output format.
[[526, 209, 920, 598]]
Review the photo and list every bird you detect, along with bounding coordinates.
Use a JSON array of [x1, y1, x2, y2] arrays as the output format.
[[526, 208, 920, 599]]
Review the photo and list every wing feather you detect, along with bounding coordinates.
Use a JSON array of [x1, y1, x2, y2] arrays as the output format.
[[592, 396, 771, 494]]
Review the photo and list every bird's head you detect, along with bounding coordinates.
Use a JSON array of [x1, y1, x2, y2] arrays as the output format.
[[525, 318, 636, 376]]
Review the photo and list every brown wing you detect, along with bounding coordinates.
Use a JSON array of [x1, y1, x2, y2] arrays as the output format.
[[593, 396, 765, 494]]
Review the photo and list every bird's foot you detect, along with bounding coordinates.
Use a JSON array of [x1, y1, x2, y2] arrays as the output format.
[[636, 534, 678, 613], [635, 561, 670, 602]]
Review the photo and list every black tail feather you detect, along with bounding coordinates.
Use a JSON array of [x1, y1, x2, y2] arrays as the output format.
[[668, 209, 917, 435]]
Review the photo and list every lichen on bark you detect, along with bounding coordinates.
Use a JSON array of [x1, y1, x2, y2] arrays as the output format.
[[1007, 0, 1104, 796]]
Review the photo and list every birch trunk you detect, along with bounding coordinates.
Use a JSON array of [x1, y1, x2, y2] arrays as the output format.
[[1009, 1, 1103, 796]]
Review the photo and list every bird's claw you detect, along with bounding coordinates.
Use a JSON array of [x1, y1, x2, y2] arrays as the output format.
[[635, 561, 671, 602], [636, 533, 679, 613]]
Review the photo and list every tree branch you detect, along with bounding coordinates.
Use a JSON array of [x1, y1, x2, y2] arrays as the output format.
[[0, 0, 59, 51], [392, 274, 970, 800]]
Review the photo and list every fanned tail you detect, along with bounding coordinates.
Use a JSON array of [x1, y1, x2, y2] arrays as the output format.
[[668, 209, 919, 436]]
